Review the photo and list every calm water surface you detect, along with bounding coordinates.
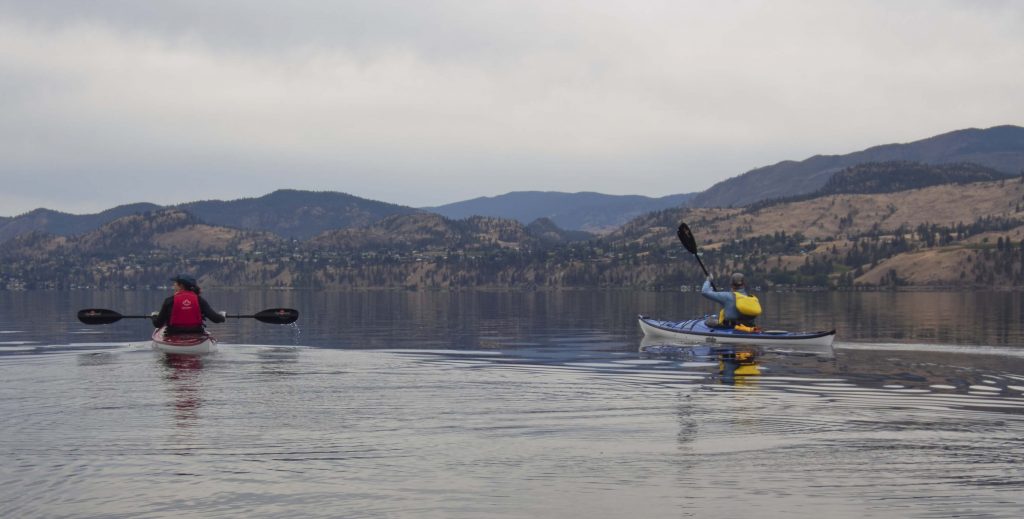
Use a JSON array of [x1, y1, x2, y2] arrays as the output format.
[[1, 290, 1023, 518]]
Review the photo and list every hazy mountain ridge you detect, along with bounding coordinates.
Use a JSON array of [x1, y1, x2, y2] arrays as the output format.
[[0, 203, 162, 244], [3, 176, 1022, 290], [818, 161, 1011, 195], [0, 189, 633, 244], [691, 125, 1024, 208], [3, 126, 1024, 289], [0, 190, 421, 244], [3, 125, 1020, 244], [177, 189, 422, 239], [1, 210, 284, 261], [743, 161, 1014, 212], [424, 191, 695, 232]]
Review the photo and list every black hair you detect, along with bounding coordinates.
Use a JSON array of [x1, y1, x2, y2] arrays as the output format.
[[176, 281, 200, 295]]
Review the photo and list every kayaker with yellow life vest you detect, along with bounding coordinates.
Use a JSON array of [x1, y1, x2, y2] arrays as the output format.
[[701, 272, 762, 329], [152, 274, 226, 335]]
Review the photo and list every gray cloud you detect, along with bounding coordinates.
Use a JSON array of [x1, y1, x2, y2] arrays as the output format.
[[1, 0, 1022, 215]]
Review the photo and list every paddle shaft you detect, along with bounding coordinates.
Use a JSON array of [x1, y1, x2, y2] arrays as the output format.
[[81, 314, 249, 319], [693, 253, 717, 291], [78, 308, 299, 325]]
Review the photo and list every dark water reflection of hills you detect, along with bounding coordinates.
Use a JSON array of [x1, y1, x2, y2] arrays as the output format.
[[2, 289, 1023, 348], [5, 288, 1024, 404]]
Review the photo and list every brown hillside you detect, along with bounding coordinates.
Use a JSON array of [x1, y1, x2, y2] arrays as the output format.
[[696, 179, 1024, 242], [856, 249, 975, 285], [854, 224, 1024, 286], [604, 178, 1024, 288], [152, 225, 272, 253]]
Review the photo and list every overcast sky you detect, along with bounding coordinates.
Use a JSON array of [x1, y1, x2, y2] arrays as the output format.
[[1, 0, 1021, 216]]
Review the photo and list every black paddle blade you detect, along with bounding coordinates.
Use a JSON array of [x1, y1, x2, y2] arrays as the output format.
[[253, 308, 299, 325], [77, 308, 123, 325], [677, 222, 698, 254]]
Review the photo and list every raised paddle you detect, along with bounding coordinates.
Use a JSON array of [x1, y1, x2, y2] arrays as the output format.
[[77, 308, 300, 325], [677, 222, 717, 290]]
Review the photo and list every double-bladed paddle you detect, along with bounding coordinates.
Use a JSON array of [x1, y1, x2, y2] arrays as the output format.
[[77, 308, 300, 325], [677, 222, 717, 291]]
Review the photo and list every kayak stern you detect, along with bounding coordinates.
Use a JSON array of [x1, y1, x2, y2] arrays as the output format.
[[151, 327, 218, 355]]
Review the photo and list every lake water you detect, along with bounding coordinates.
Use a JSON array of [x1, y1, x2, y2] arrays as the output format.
[[2, 289, 1023, 518]]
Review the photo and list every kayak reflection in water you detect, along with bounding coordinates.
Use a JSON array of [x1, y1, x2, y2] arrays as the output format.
[[640, 342, 761, 381], [151, 274, 226, 336], [718, 347, 761, 380], [162, 354, 205, 430], [701, 272, 762, 331]]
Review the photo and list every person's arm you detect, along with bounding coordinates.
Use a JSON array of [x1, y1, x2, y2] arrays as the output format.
[[199, 297, 226, 323], [152, 298, 172, 328], [700, 279, 732, 305]]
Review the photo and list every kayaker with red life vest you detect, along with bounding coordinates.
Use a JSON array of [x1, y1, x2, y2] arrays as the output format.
[[152, 274, 226, 335], [701, 272, 762, 329]]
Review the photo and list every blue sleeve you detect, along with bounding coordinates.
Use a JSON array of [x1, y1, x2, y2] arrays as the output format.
[[701, 280, 732, 305]]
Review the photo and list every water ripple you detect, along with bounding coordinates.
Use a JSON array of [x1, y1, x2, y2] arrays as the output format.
[[2, 342, 1024, 518]]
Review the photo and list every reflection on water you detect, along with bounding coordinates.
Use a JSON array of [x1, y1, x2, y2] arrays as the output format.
[[2, 289, 1024, 348], [163, 354, 205, 429], [640, 335, 841, 387], [1, 290, 1023, 517], [640, 341, 767, 381], [2, 343, 1023, 517]]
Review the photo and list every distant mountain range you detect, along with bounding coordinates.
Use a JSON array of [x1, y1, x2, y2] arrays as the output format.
[[0, 190, 422, 243], [744, 161, 1015, 211], [4, 173, 1022, 290], [2, 125, 1022, 247], [177, 189, 421, 239], [691, 125, 1024, 207], [0, 203, 161, 244], [423, 191, 695, 233], [0, 189, 689, 244]]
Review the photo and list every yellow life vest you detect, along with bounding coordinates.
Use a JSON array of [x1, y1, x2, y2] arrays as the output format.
[[734, 292, 762, 318], [716, 292, 762, 326]]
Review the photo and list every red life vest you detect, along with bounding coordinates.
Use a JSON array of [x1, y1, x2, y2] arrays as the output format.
[[169, 291, 203, 328]]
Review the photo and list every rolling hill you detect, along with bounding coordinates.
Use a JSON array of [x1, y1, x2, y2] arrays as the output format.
[[0, 203, 161, 244], [3, 124, 1024, 289], [0, 190, 421, 244], [690, 125, 1024, 208], [3, 175, 1022, 290], [176, 189, 422, 239], [423, 191, 695, 233]]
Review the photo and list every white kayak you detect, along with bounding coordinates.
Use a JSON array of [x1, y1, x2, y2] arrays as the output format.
[[639, 315, 836, 348], [151, 327, 218, 355]]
